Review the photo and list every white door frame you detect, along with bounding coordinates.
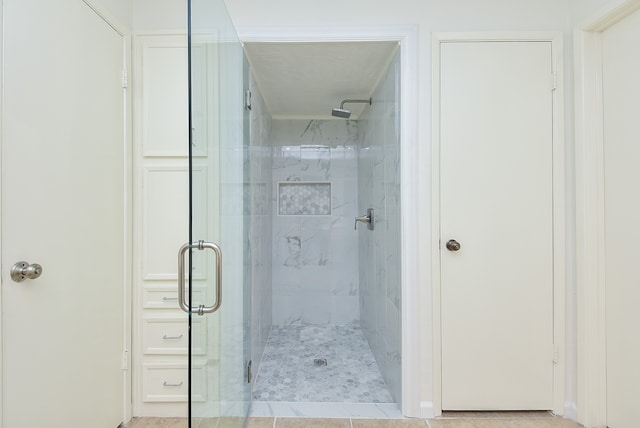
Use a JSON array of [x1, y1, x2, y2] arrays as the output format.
[[574, 1, 640, 427], [0, 1, 132, 426], [431, 32, 566, 417], [0, 4, 5, 421], [80, 1, 135, 422], [235, 25, 421, 417]]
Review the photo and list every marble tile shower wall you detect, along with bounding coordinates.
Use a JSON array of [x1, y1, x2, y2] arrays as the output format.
[[357, 48, 402, 404], [271, 119, 360, 326], [249, 73, 273, 376]]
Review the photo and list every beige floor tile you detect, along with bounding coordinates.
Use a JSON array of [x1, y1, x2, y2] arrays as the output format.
[[216, 416, 246, 428], [470, 422, 514, 428], [246, 417, 276, 428], [275, 418, 351, 428], [427, 420, 481, 428], [498, 419, 583, 428], [194, 418, 219, 428], [125, 418, 188, 428], [352, 419, 429, 428]]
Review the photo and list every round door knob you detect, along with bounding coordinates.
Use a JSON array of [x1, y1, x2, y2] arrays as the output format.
[[10, 261, 43, 282], [446, 239, 461, 251]]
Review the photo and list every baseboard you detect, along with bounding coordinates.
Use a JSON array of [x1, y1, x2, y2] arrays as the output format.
[[420, 402, 434, 419], [419, 401, 574, 421], [564, 401, 578, 421]]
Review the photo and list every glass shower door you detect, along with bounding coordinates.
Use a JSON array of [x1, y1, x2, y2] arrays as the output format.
[[178, 0, 251, 426]]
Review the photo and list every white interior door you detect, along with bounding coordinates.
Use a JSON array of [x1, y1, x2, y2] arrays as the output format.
[[602, 8, 640, 428], [439, 41, 554, 410], [1, 1, 127, 426]]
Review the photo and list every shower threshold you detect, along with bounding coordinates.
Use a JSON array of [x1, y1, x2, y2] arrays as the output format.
[[249, 401, 402, 419]]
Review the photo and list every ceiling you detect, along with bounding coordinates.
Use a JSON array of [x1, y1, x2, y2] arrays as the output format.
[[243, 41, 399, 120]]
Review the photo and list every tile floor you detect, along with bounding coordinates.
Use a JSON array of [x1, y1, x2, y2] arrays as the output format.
[[252, 324, 392, 403], [125, 412, 584, 428]]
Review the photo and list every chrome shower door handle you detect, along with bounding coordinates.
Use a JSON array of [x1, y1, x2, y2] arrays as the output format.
[[177, 240, 222, 315]]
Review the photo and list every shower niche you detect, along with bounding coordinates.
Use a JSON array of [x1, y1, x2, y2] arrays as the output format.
[[278, 182, 332, 216], [245, 43, 403, 418]]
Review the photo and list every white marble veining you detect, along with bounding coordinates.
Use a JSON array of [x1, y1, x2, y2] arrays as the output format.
[[271, 120, 360, 326], [357, 48, 402, 404]]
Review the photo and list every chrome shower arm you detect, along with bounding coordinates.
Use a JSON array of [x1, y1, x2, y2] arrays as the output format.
[[340, 98, 372, 109]]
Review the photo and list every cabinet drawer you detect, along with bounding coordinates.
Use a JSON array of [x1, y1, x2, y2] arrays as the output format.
[[142, 287, 205, 309], [142, 362, 206, 402], [143, 317, 206, 355]]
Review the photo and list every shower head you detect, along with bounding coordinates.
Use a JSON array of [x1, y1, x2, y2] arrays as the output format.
[[331, 108, 352, 119], [331, 98, 372, 119]]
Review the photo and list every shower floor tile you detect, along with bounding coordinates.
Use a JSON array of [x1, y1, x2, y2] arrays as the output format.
[[252, 324, 393, 403]]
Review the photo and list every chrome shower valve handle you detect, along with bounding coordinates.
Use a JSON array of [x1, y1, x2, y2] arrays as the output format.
[[355, 208, 374, 230], [354, 215, 369, 229]]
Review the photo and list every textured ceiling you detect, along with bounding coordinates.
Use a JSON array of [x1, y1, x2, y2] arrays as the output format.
[[243, 41, 399, 120]]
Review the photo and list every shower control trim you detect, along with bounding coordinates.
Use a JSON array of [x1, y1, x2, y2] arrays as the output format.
[[355, 208, 374, 230]]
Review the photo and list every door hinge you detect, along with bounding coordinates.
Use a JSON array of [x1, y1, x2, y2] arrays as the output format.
[[122, 349, 129, 370], [247, 360, 252, 383], [551, 72, 557, 91], [121, 70, 128, 88], [244, 89, 252, 110], [552, 344, 559, 364]]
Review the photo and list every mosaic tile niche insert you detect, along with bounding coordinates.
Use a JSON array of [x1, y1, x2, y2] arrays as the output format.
[[278, 182, 331, 216]]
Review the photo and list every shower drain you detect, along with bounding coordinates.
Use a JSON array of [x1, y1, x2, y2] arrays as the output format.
[[313, 358, 328, 367]]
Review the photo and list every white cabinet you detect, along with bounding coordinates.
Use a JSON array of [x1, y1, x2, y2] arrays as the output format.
[[133, 34, 208, 417]]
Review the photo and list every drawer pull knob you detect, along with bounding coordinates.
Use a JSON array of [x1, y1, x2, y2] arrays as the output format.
[[162, 334, 183, 340], [163, 381, 183, 387], [162, 296, 178, 301]]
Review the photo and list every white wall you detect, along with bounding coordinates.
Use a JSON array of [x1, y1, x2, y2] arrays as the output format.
[[358, 48, 402, 405], [90, 0, 133, 29], [570, 0, 619, 25], [133, 0, 185, 31]]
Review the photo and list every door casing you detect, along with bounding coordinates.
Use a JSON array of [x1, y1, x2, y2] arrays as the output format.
[[431, 31, 566, 418], [574, 1, 640, 426], [236, 24, 421, 418]]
